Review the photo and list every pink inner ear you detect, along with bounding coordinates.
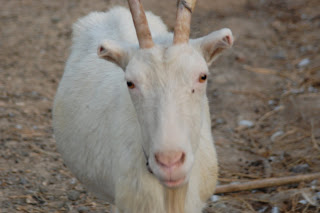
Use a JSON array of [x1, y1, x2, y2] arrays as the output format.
[[223, 35, 232, 45], [99, 46, 106, 54]]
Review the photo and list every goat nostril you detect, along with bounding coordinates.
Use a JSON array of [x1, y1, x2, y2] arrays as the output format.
[[155, 151, 185, 168]]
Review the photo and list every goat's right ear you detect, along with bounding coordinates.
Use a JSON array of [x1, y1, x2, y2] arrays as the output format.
[[97, 41, 131, 70]]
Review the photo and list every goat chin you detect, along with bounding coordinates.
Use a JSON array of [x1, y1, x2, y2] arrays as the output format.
[[52, 4, 233, 213]]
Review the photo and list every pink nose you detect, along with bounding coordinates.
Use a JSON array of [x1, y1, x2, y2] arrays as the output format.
[[155, 151, 185, 168]]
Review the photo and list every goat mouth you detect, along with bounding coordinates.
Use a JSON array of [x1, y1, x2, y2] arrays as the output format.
[[163, 176, 186, 188]]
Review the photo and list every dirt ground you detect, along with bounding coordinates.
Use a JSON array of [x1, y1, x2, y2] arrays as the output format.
[[1, 0, 320, 212]]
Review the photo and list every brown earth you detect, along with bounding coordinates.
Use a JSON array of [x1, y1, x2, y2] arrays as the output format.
[[1, 0, 320, 212]]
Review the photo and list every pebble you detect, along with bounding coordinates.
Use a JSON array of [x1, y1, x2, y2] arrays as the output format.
[[77, 206, 89, 213], [51, 16, 61, 24], [268, 100, 275, 105], [271, 131, 284, 141], [299, 45, 313, 53], [258, 206, 268, 213], [215, 118, 225, 125], [311, 180, 318, 186], [70, 178, 77, 185], [289, 88, 304, 94], [273, 50, 287, 60], [308, 86, 317, 93], [19, 177, 28, 185], [67, 190, 80, 201], [268, 156, 277, 162], [235, 52, 246, 63], [54, 201, 65, 209], [299, 199, 308, 205], [274, 105, 284, 111], [15, 124, 22, 129], [315, 191, 320, 199], [26, 195, 38, 205], [39, 186, 48, 193], [298, 58, 310, 67], [31, 91, 39, 97], [238, 120, 254, 128], [210, 195, 220, 202], [290, 163, 310, 173], [271, 206, 279, 213]]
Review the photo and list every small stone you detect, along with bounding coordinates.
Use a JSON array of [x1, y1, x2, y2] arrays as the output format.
[[238, 120, 254, 128], [298, 58, 310, 68], [308, 86, 317, 93], [15, 124, 22, 129], [289, 88, 304, 94], [258, 206, 268, 213], [301, 14, 308, 20], [51, 201, 65, 209], [26, 195, 37, 205], [315, 192, 320, 200], [271, 131, 284, 141], [235, 52, 246, 63], [19, 177, 28, 185], [290, 163, 310, 173], [268, 100, 275, 105], [77, 206, 89, 213], [271, 206, 279, 213], [31, 91, 39, 96], [299, 45, 313, 53], [39, 186, 48, 193], [268, 156, 277, 162], [70, 178, 77, 185], [299, 199, 308, 205], [271, 20, 284, 32], [273, 50, 287, 60], [274, 105, 284, 111], [67, 190, 80, 201], [210, 195, 220, 202], [216, 118, 225, 125], [311, 180, 318, 186], [51, 16, 61, 24]]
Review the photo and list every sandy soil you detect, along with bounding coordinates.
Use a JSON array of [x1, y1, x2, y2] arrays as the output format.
[[1, 0, 320, 212]]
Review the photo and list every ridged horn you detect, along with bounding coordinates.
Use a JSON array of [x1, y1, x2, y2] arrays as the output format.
[[173, 0, 197, 44], [128, 0, 154, 49]]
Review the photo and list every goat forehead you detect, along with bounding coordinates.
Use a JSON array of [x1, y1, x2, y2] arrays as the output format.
[[127, 45, 207, 87]]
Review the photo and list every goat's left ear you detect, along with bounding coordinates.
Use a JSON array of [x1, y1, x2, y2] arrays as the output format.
[[97, 40, 131, 70], [192, 28, 233, 65]]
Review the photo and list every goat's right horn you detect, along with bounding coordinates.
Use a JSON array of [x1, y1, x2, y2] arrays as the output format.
[[128, 0, 154, 49], [173, 0, 197, 44]]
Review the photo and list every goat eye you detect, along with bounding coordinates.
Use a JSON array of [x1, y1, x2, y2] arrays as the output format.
[[199, 74, 207, 83], [127, 81, 135, 89]]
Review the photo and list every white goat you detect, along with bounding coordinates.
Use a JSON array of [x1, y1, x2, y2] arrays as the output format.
[[53, 0, 233, 212]]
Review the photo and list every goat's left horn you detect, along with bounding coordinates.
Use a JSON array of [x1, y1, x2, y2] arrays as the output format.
[[128, 0, 154, 49], [173, 0, 197, 44]]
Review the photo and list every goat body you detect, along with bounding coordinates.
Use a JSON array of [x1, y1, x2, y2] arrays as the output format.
[[53, 6, 232, 213]]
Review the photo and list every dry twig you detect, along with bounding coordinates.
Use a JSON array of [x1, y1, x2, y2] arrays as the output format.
[[255, 105, 285, 127], [311, 120, 320, 151], [229, 90, 271, 100], [215, 173, 320, 194]]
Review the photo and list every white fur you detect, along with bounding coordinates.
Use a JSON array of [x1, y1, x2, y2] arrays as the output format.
[[53, 7, 233, 213]]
